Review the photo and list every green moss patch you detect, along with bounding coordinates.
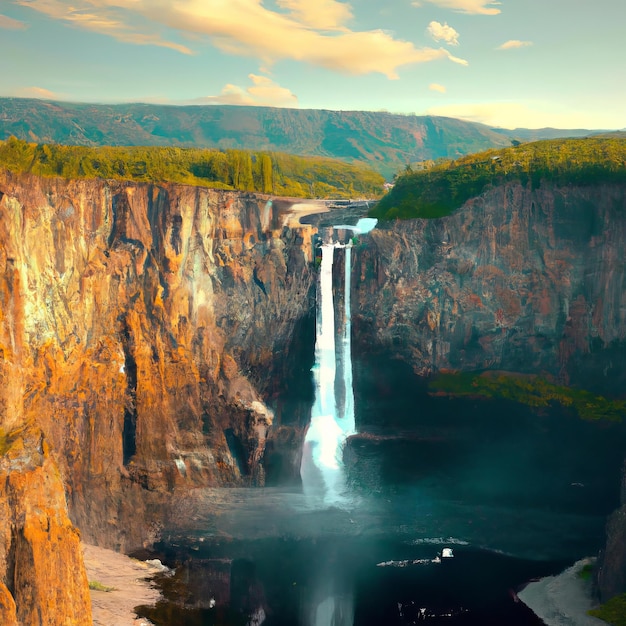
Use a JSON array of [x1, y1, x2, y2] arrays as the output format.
[[578, 562, 594, 581], [88, 580, 116, 592], [0, 428, 8, 457], [589, 594, 626, 625], [430, 371, 625, 422]]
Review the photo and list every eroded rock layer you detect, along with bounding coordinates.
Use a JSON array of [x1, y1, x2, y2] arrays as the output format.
[[0, 171, 315, 551]]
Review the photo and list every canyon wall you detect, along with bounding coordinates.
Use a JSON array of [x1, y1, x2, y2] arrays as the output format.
[[0, 171, 315, 553], [354, 182, 626, 393]]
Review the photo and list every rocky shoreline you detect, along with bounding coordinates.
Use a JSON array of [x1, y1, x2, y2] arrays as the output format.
[[518, 558, 606, 626], [83, 543, 163, 626]]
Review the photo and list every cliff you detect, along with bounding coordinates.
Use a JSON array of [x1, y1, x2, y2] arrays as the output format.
[[0, 425, 91, 625], [597, 461, 626, 601], [355, 182, 626, 393], [0, 170, 315, 553], [355, 180, 626, 601]]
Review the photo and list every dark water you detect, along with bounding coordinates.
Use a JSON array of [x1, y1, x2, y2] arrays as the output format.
[[136, 353, 625, 625], [139, 534, 567, 625]]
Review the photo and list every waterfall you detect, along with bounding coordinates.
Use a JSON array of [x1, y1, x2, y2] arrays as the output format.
[[300, 219, 376, 504], [296, 219, 375, 624], [300, 242, 345, 503], [261, 199, 272, 231], [342, 244, 355, 436], [299, 241, 354, 504]]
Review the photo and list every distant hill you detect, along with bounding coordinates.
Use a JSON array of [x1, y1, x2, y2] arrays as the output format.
[[591, 130, 626, 138], [491, 127, 598, 142], [0, 99, 604, 179], [0, 98, 518, 178]]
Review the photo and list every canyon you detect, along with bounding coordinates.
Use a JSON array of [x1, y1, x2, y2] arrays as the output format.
[[0, 170, 625, 622]]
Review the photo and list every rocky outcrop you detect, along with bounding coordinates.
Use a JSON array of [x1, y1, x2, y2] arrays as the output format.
[[0, 425, 92, 625], [0, 170, 315, 550], [354, 182, 626, 393], [597, 461, 626, 601]]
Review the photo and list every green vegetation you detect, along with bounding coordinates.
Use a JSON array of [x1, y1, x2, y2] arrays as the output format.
[[0, 427, 7, 457], [578, 562, 594, 580], [589, 594, 626, 625], [88, 580, 116, 592], [372, 137, 626, 220], [0, 137, 384, 199], [0, 424, 25, 457], [430, 371, 625, 422]]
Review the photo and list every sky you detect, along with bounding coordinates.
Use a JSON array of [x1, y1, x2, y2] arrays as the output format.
[[1, 0, 624, 130]]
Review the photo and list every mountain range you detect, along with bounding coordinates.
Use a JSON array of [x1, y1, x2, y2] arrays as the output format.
[[0, 98, 598, 178]]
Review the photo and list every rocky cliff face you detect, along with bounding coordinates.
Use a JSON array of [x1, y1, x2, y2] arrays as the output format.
[[0, 425, 92, 626], [597, 461, 626, 601], [354, 182, 626, 393], [0, 171, 315, 552]]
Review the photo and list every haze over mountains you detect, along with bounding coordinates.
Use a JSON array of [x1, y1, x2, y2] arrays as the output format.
[[0, 98, 599, 178]]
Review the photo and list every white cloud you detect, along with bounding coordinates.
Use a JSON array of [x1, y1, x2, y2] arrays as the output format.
[[14, 86, 60, 99], [14, 0, 193, 54], [427, 21, 459, 46], [497, 39, 533, 50], [429, 83, 446, 93], [412, 0, 500, 15], [15, 0, 467, 78], [446, 52, 468, 66], [275, 0, 352, 30], [0, 13, 27, 29], [200, 74, 298, 107], [426, 101, 601, 129]]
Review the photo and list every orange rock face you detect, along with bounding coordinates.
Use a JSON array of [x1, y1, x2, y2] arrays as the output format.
[[0, 426, 92, 625], [0, 171, 315, 551], [0, 582, 17, 626]]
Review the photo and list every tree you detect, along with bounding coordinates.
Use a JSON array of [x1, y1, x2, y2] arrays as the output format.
[[261, 154, 273, 193]]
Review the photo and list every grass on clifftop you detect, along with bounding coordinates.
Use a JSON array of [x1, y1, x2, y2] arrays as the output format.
[[430, 371, 625, 422], [0, 136, 384, 199], [371, 137, 626, 220]]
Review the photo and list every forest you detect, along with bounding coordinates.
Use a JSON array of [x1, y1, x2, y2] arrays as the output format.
[[0, 137, 384, 198], [371, 137, 626, 220]]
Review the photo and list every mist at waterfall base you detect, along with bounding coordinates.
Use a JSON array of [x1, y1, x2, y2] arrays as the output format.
[[136, 223, 625, 625]]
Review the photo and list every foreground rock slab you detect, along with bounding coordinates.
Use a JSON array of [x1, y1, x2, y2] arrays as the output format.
[[518, 558, 605, 626], [83, 543, 162, 626], [0, 426, 92, 626]]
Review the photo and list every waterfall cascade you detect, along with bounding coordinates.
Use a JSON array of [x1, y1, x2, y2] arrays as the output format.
[[300, 218, 376, 505]]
